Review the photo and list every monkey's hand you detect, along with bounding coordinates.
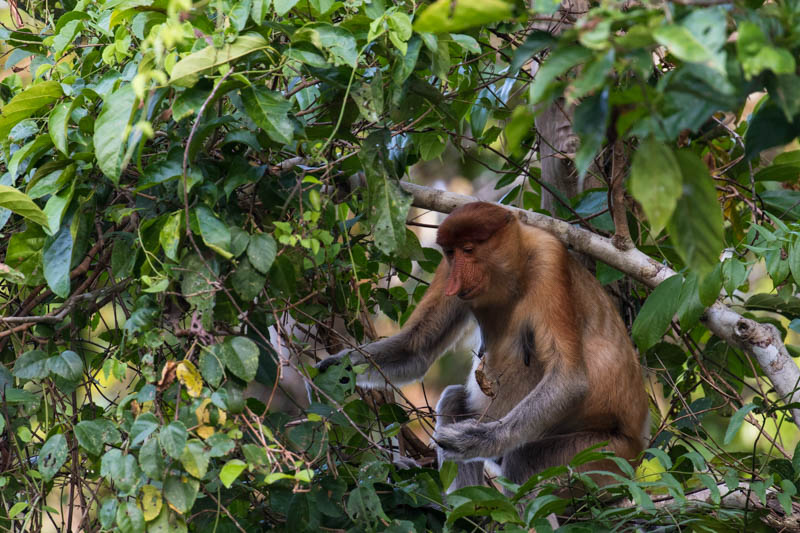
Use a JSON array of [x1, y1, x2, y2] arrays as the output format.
[[433, 420, 503, 461]]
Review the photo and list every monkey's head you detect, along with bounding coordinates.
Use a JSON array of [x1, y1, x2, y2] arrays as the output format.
[[436, 202, 514, 301]]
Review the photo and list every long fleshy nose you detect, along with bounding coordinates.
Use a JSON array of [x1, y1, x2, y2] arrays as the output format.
[[444, 255, 463, 297]]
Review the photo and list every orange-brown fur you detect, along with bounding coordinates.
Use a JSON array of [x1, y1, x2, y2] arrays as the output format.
[[319, 202, 649, 490]]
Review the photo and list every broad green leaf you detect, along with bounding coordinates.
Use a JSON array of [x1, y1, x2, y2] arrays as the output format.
[[666, 151, 725, 276], [159, 421, 188, 459], [723, 403, 757, 445], [42, 224, 73, 298], [75, 420, 119, 456], [241, 87, 294, 144], [8, 502, 27, 519], [653, 25, 711, 64], [164, 475, 199, 513], [440, 460, 458, 491], [116, 501, 145, 533], [790, 238, 800, 285], [140, 484, 162, 522], [737, 21, 796, 79], [219, 336, 259, 382], [139, 438, 166, 480], [195, 206, 232, 259], [94, 84, 137, 184], [247, 233, 277, 274], [413, 0, 514, 33], [632, 275, 682, 352], [232, 257, 266, 301], [130, 413, 159, 448], [199, 349, 224, 388], [220, 459, 247, 488], [629, 139, 682, 234], [147, 507, 188, 533], [180, 440, 210, 479], [39, 434, 68, 481], [8, 135, 53, 178], [160, 211, 182, 261], [12, 349, 50, 380], [530, 46, 593, 104], [43, 178, 75, 235], [0, 80, 63, 139], [274, 0, 301, 16], [744, 100, 800, 160], [49, 97, 81, 155], [99, 499, 117, 529], [170, 32, 269, 87], [0, 185, 50, 229], [47, 350, 83, 381], [292, 23, 358, 68]]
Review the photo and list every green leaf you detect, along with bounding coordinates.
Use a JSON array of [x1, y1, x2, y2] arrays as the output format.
[[160, 211, 182, 262], [0, 185, 51, 229], [39, 434, 68, 481], [75, 420, 119, 456], [220, 459, 247, 488], [99, 499, 117, 529], [232, 257, 266, 301], [666, 151, 725, 276], [8, 135, 53, 179], [159, 421, 188, 459], [199, 349, 224, 388], [49, 101, 71, 156], [42, 224, 73, 298], [180, 440, 210, 479], [723, 403, 757, 445], [247, 233, 277, 274], [241, 87, 294, 144], [195, 206, 232, 259], [43, 177, 75, 235], [745, 100, 800, 160], [504, 106, 534, 155], [790, 238, 800, 286], [130, 413, 159, 448], [47, 350, 83, 381], [170, 33, 270, 87], [632, 275, 682, 352], [274, 0, 301, 16], [164, 475, 199, 513], [0, 80, 63, 139], [12, 349, 50, 380], [413, 0, 514, 33], [293, 23, 358, 68], [218, 336, 259, 382], [629, 139, 682, 235], [737, 21, 796, 79], [139, 438, 166, 480], [529, 46, 593, 104], [147, 507, 188, 533], [440, 460, 458, 491], [653, 25, 711, 64], [116, 500, 145, 533], [94, 84, 137, 184]]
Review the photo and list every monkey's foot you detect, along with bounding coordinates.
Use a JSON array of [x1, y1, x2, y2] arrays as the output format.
[[433, 420, 501, 461]]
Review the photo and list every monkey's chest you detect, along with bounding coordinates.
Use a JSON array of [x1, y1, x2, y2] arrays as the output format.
[[468, 344, 543, 419]]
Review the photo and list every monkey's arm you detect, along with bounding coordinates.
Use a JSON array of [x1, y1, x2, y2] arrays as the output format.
[[434, 364, 588, 461], [319, 261, 471, 388]]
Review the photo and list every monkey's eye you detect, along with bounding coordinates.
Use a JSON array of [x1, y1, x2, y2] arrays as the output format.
[[444, 249, 454, 258], [462, 246, 474, 254]]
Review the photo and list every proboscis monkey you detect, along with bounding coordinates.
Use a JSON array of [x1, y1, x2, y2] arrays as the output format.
[[317, 202, 648, 490]]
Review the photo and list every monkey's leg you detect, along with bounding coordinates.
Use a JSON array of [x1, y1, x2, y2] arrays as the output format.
[[435, 385, 485, 491], [501, 431, 642, 488]]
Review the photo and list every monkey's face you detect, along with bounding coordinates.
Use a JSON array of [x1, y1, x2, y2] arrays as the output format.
[[442, 244, 490, 300]]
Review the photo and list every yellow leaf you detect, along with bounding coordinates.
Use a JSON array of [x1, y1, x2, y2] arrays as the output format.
[[176, 360, 203, 398], [140, 484, 162, 521]]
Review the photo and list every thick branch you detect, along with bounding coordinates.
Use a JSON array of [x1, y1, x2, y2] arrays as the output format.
[[401, 182, 800, 425]]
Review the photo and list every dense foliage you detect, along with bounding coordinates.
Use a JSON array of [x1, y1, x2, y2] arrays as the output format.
[[4, 0, 800, 530]]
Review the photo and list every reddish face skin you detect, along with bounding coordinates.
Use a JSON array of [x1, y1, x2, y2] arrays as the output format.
[[436, 202, 512, 301], [442, 244, 486, 299]]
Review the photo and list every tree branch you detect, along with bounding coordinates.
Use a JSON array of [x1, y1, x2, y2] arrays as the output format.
[[400, 181, 800, 425]]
